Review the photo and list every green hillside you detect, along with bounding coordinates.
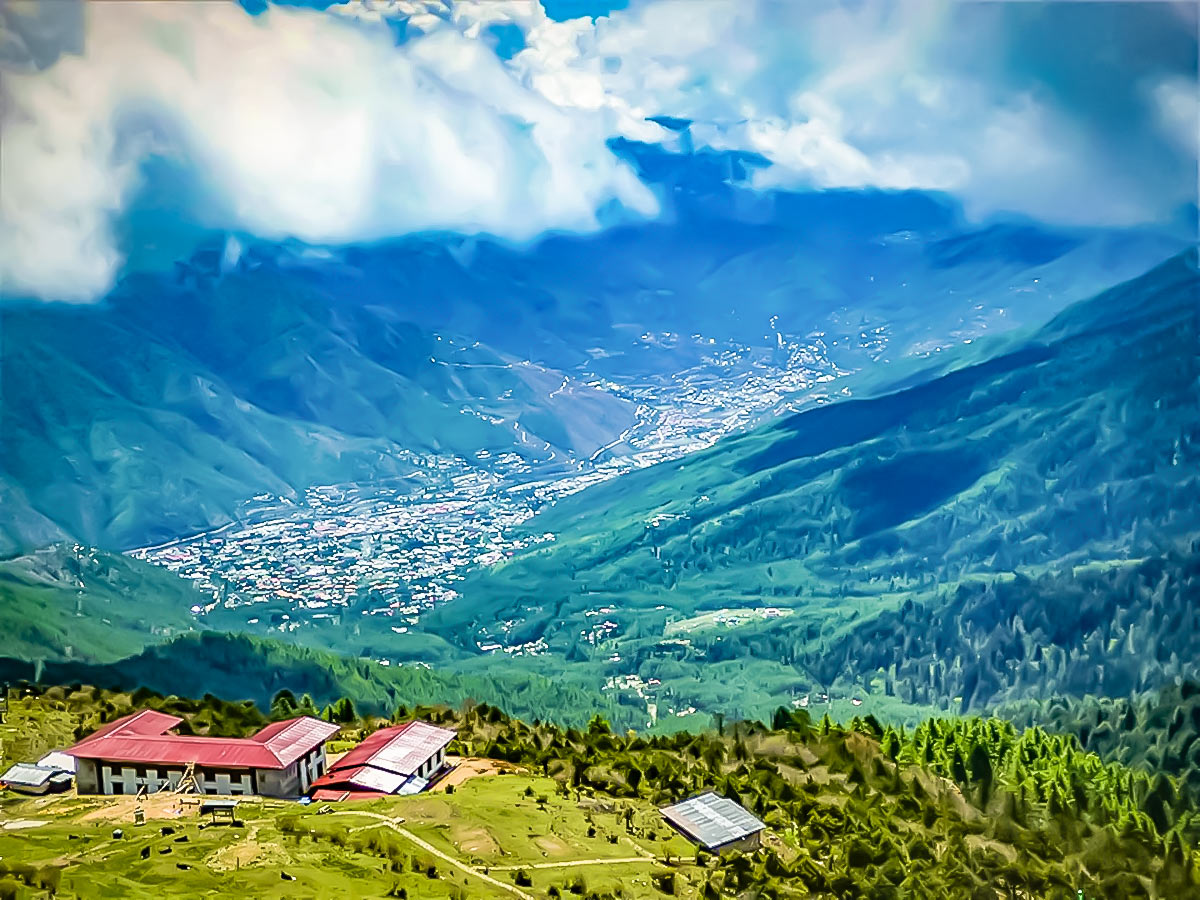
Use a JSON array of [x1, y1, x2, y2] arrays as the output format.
[[427, 251, 1200, 718], [0, 258, 636, 554], [0, 632, 640, 731], [795, 545, 1200, 712], [2, 686, 1198, 899], [0, 545, 201, 664], [1002, 682, 1200, 800]]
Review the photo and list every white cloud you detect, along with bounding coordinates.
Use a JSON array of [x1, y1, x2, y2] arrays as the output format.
[[509, 0, 1194, 226], [1153, 76, 1200, 158], [1, 0, 1194, 302], [0, 0, 656, 302]]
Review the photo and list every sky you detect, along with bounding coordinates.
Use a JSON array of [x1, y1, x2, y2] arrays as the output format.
[[0, 0, 1196, 303]]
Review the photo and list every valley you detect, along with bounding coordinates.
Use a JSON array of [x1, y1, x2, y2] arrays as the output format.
[[124, 323, 859, 647], [3, 5, 1196, 897], [5, 247, 1195, 734], [4, 684, 1199, 900]]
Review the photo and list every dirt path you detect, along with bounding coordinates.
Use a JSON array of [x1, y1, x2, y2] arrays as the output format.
[[488, 856, 658, 871], [331, 811, 534, 900]]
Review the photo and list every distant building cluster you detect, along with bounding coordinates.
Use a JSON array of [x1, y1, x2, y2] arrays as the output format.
[[124, 329, 847, 668]]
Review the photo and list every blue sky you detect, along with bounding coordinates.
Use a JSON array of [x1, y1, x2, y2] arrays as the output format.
[[0, 0, 1195, 303]]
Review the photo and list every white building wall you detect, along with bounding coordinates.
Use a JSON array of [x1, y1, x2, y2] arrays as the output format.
[[197, 771, 253, 795], [257, 761, 302, 798], [94, 763, 252, 796], [79, 741, 335, 798]]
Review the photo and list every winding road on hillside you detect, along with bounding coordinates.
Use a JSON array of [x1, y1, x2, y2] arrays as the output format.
[[339, 810, 535, 899], [335, 809, 666, 896]]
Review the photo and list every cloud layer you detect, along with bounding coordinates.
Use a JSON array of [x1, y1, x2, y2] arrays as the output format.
[[509, 0, 1196, 225], [1, 0, 1195, 302], [0, 0, 656, 301]]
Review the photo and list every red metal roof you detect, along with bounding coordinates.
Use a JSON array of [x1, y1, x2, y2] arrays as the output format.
[[67, 714, 339, 770], [326, 722, 455, 778], [252, 718, 340, 767], [311, 788, 387, 802], [312, 764, 409, 794], [75, 710, 183, 744]]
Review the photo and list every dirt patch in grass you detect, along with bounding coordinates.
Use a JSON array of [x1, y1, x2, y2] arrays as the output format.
[[452, 824, 501, 856], [434, 757, 521, 792], [534, 834, 572, 857], [77, 793, 194, 824], [207, 828, 288, 872]]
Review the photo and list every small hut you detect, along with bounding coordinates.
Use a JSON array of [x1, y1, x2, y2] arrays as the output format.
[[660, 791, 765, 854]]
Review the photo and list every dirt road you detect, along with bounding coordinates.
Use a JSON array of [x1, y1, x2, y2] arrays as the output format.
[[487, 856, 658, 871], [333, 810, 535, 900]]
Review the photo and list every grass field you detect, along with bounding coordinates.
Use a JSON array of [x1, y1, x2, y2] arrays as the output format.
[[0, 771, 704, 899], [5, 684, 1199, 898]]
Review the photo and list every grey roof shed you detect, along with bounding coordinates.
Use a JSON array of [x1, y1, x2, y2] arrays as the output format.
[[659, 791, 765, 851]]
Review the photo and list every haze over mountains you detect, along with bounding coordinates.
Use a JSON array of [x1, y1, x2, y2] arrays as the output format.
[[4, 6, 1200, 897], [0, 155, 1185, 555], [5, 239, 1195, 729]]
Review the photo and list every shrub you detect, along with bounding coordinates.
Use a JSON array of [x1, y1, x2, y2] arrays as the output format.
[[653, 871, 677, 894]]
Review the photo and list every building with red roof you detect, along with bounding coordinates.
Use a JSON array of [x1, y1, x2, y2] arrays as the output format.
[[68, 710, 340, 798], [309, 720, 455, 800]]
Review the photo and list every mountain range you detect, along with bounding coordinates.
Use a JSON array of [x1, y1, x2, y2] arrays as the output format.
[[0, 155, 1184, 556], [429, 249, 1200, 719], [1, 171, 1195, 731]]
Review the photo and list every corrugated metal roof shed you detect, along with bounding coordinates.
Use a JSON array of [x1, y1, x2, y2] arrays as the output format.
[[321, 764, 408, 794], [660, 792, 765, 850], [38, 751, 77, 773], [2, 763, 58, 788], [310, 721, 453, 798]]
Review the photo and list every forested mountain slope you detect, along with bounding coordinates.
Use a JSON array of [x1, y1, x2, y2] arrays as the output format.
[[1003, 682, 1200, 799], [434, 250, 1200, 715], [0, 255, 636, 554], [0, 545, 202, 663], [0, 631, 634, 731]]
